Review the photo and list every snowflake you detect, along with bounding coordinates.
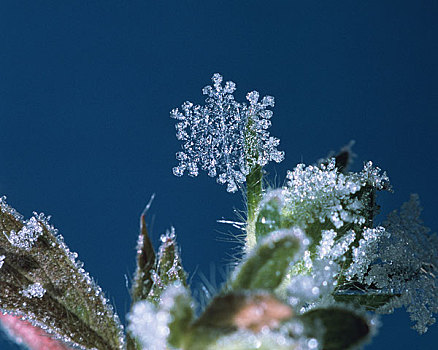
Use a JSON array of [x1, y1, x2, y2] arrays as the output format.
[[170, 73, 284, 192]]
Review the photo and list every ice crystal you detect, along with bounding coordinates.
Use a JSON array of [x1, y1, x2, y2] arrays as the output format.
[[283, 159, 389, 231], [171, 73, 284, 192], [0, 255, 4, 269], [346, 195, 438, 333], [4, 216, 43, 251], [19, 283, 46, 299], [288, 230, 356, 310]]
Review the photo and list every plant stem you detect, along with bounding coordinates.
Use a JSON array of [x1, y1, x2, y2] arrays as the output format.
[[245, 164, 263, 250]]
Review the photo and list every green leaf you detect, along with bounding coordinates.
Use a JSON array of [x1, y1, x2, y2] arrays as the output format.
[[147, 228, 187, 305], [334, 287, 399, 311], [230, 228, 306, 291], [185, 291, 293, 350], [167, 286, 195, 348], [255, 189, 284, 240], [0, 198, 124, 350], [300, 306, 372, 350], [130, 212, 156, 304]]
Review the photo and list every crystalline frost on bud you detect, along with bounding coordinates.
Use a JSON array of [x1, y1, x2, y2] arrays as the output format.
[[170, 73, 284, 192]]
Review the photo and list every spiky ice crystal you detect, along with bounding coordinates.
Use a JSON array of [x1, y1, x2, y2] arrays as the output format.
[[171, 73, 284, 192]]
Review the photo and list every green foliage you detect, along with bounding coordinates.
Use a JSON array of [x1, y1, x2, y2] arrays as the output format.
[[230, 228, 305, 291], [300, 306, 371, 350]]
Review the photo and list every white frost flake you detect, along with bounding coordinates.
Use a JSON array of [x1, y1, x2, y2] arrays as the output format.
[[20, 283, 46, 299], [5, 216, 43, 251], [171, 73, 284, 192]]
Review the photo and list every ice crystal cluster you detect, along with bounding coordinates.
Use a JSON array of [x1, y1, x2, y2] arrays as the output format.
[[346, 195, 438, 333], [283, 159, 389, 231], [128, 283, 191, 350], [171, 73, 284, 192], [19, 283, 46, 299], [4, 216, 43, 251]]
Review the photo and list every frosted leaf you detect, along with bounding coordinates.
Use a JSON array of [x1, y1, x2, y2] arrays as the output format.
[[346, 195, 438, 333], [0, 255, 4, 269], [288, 255, 341, 310], [283, 159, 389, 232], [170, 73, 284, 192], [19, 283, 46, 299], [4, 216, 43, 250], [0, 197, 125, 349], [287, 229, 355, 310]]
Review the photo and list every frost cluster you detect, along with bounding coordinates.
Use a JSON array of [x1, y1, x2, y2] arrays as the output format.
[[346, 195, 438, 333], [128, 283, 188, 350], [4, 216, 43, 251], [283, 159, 389, 229], [19, 283, 46, 299], [171, 73, 284, 192], [288, 230, 356, 310]]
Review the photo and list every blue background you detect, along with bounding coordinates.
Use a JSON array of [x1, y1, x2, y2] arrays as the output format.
[[0, 1, 437, 348]]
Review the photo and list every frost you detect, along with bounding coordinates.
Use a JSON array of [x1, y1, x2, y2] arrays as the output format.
[[19, 283, 46, 299], [288, 232, 357, 310], [128, 301, 169, 350], [283, 159, 389, 230], [346, 195, 438, 333], [171, 73, 284, 192], [4, 216, 43, 250], [128, 283, 188, 350], [0, 255, 5, 269]]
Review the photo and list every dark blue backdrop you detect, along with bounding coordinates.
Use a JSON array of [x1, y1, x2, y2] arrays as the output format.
[[0, 1, 437, 349]]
